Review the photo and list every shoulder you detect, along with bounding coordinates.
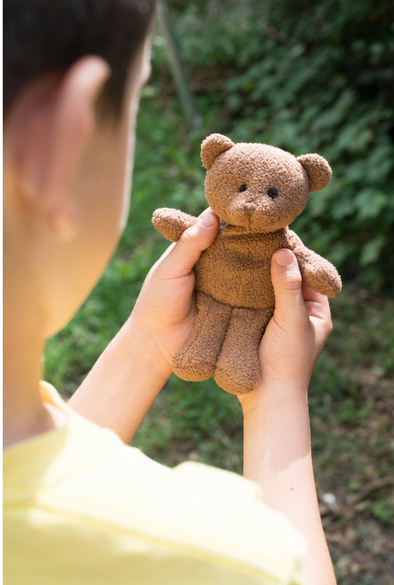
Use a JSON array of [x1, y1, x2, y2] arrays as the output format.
[[55, 431, 307, 582], [5, 412, 307, 584]]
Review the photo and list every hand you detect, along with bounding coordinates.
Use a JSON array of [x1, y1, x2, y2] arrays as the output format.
[[69, 208, 219, 443], [127, 208, 220, 380], [239, 248, 333, 412]]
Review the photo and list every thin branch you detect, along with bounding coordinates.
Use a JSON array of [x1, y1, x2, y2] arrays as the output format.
[[157, 2, 202, 131]]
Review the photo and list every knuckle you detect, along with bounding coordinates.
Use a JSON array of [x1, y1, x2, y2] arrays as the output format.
[[276, 273, 302, 291], [179, 228, 203, 253], [180, 229, 196, 246], [321, 318, 333, 339]]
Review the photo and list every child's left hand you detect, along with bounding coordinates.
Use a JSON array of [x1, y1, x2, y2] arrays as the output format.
[[69, 208, 219, 442], [128, 208, 220, 380]]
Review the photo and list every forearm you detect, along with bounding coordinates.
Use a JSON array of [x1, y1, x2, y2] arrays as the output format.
[[241, 382, 336, 585], [68, 319, 171, 444]]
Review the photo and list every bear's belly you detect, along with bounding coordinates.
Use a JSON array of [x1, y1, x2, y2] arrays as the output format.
[[195, 230, 287, 310]]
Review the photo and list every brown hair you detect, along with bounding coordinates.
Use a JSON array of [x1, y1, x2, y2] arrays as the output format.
[[3, 0, 156, 120]]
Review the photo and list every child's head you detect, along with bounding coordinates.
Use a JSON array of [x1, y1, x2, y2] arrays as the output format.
[[4, 0, 156, 336]]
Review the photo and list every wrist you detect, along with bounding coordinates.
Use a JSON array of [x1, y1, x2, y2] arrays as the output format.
[[123, 316, 173, 382], [239, 379, 310, 420]]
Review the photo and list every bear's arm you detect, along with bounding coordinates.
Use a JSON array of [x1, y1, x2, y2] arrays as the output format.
[[286, 230, 342, 298], [152, 208, 198, 242]]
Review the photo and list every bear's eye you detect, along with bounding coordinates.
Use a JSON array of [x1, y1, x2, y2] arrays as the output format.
[[267, 188, 279, 199], [239, 184, 247, 192]]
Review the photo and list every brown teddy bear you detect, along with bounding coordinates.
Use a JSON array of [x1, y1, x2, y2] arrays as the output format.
[[152, 133, 342, 395]]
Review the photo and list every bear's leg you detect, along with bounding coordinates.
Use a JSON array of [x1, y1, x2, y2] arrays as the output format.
[[172, 292, 232, 381], [214, 307, 274, 395]]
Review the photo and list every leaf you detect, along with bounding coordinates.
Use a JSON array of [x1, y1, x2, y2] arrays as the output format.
[[355, 189, 388, 221], [370, 500, 393, 522], [360, 235, 386, 266]]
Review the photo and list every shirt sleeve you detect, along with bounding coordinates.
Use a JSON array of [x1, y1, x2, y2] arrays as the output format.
[[162, 461, 308, 585]]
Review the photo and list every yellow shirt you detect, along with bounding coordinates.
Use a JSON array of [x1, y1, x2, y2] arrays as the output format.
[[4, 382, 307, 585]]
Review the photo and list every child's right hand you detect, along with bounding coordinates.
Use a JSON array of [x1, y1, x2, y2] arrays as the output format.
[[128, 208, 220, 381]]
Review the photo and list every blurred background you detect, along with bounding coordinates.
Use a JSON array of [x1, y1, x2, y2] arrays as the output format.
[[46, 1, 394, 583]]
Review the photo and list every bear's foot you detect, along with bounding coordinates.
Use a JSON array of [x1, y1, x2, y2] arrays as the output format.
[[214, 307, 274, 395], [172, 292, 231, 382]]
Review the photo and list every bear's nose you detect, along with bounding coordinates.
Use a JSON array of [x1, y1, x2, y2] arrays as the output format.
[[244, 203, 257, 217]]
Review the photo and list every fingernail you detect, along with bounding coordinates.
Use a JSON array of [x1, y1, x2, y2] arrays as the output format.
[[200, 212, 215, 227], [275, 249, 294, 267]]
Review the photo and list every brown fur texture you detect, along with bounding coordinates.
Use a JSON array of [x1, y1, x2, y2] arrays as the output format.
[[152, 134, 342, 395], [152, 208, 197, 242]]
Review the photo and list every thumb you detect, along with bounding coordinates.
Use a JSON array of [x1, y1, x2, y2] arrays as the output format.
[[271, 249, 307, 325], [165, 212, 220, 276]]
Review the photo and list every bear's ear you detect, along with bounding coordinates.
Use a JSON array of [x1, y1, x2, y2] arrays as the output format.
[[297, 153, 332, 192], [201, 133, 234, 170]]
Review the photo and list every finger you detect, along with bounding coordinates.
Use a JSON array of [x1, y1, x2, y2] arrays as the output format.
[[300, 283, 333, 355], [271, 249, 308, 325], [302, 282, 326, 303], [197, 206, 213, 219], [164, 212, 220, 276], [302, 282, 331, 321]]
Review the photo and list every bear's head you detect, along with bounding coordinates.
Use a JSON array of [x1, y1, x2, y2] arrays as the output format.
[[201, 133, 331, 233]]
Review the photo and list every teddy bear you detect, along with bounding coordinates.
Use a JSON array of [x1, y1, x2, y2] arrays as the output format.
[[152, 133, 342, 395]]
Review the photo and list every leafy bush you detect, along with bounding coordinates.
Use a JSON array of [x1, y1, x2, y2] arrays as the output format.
[[157, 0, 394, 290]]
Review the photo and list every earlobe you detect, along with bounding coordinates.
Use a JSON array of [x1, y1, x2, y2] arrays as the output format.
[[47, 205, 80, 241], [297, 153, 332, 192], [201, 133, 234, 169]]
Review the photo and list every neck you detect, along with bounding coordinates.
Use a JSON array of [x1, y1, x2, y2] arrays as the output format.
[[3, 250, 65, 448], [222, 223, 286, 236]]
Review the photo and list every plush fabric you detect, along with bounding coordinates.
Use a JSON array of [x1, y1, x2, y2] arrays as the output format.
[[152, 134, 342, 395]]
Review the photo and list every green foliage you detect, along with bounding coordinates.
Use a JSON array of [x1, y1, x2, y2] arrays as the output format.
[[370, 500, 393, 523], [163, 0, 394, 290]]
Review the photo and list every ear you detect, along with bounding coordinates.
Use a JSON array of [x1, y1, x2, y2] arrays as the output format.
[[297, 153, 332, 192], [201, 133, 234, 170], [9, 56, 110, 240]]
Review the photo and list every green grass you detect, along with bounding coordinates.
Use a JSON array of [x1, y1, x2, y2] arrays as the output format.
[[45, 94, 394, 585]]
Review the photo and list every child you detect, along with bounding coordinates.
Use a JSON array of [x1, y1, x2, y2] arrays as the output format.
[[3, 1, 336, 583]]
